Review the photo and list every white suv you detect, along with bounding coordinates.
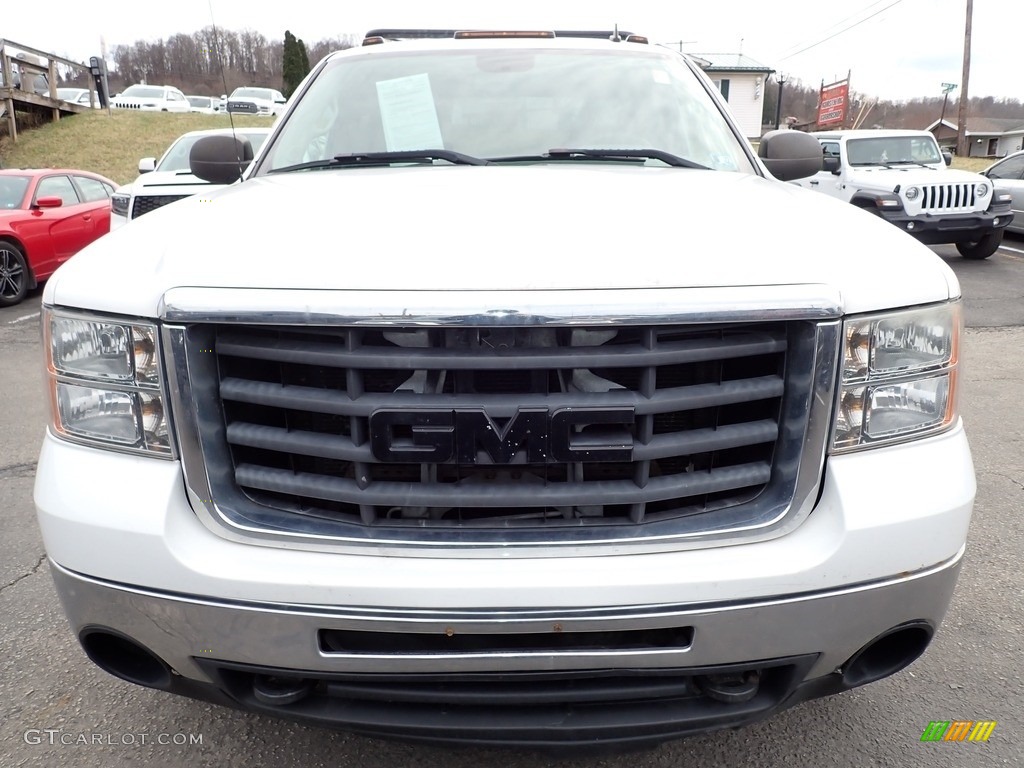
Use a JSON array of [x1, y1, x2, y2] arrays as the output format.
[[795, 129, 1012, 259], [110, 127, 271, 229], [35, 29, 975, 751], [225, 86, 287, 117], [112, 84, 190, 112]]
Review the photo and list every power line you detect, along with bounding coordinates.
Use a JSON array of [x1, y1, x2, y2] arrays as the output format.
[[774, 0, 895, 57], [776, 0, 906, 62]]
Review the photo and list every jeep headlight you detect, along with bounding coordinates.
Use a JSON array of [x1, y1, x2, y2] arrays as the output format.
[[832, 302, 960, 452], [43, 308, 172, 456], [904, 186, 919, 201]]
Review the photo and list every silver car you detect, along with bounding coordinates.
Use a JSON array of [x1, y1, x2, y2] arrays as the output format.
[[984, 150, 1024, 234]]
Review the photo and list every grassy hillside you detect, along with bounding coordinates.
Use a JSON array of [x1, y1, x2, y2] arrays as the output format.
[[0, 110, 994, 184], [0, 111, 270, 186]]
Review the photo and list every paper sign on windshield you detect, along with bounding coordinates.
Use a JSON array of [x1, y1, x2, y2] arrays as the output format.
[[376, 74, 445, 151]]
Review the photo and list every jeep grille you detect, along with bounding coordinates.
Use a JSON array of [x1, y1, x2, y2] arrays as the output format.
[[918, 183, 980, 212]]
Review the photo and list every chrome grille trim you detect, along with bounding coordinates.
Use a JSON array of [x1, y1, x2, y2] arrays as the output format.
[[160, 285, 842, 325], [164, 289, 841, 557]]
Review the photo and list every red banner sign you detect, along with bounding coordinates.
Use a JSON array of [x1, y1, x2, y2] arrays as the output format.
[[817, 80, 849, 127]]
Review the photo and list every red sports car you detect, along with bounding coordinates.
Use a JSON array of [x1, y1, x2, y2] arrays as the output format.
[[0, 168, 117, 307]]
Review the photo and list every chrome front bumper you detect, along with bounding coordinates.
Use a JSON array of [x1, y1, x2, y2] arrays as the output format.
[[52, 548, 962, 682]]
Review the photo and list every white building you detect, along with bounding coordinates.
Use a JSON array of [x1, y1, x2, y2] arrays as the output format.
[[688, 53, 773, 140]]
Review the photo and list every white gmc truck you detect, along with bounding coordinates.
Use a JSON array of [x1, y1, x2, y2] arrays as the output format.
[[795, 129, 1012, 259], [35, 30, 976, 750]]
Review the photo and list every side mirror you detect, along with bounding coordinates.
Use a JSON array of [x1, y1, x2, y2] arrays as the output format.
[[942, 151, 953, 166], [190, 135, 255, 184], [138, 157, 156, 174], [758, 130, 824, 181], [34, 196, 64, 209], [274, 98, 287, 105]]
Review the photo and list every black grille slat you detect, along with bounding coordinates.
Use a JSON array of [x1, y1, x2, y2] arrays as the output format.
[[227, 423, 373, 462], [236, 462, 772, 508], [216, 332, 786, 370], [201, 322, 801, 530], [219, 376, 785, 417], [226, 417, 777, 465]]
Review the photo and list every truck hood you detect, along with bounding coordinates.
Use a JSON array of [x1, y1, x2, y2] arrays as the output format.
[[46, 165, 959, 317]]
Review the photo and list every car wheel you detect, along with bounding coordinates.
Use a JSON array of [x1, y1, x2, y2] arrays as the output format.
[[955, 231, 1002, 260], [0, 241, 29, 307]]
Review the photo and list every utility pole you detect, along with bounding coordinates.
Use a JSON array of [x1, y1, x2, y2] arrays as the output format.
[[774, 74, 786, 130], [956, 0, 973, 157]]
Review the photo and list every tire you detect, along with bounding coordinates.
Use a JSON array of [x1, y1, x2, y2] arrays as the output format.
[[0, 241, 29, 307], [956, 231, 1002, 260]]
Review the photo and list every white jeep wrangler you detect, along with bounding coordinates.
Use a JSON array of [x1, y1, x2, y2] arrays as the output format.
[[35, 30, 976, 750], [796, 129, 1012, 259]]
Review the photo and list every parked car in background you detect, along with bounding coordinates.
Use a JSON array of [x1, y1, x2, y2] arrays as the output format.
[[187, 95, 221, 114], [56, 87, 100, 108], [983, 150, 1024, 235], [794, 129, 1012, 259], [110, 127, 271, 228], [226, 86, 287, 117], [112, 84, 190, 112], [11, 66, 49, 95], [0, 168, 116, 306]]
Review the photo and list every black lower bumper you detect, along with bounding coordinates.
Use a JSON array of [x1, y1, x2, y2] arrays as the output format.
[[880, 207, 1011, 245], [170, 655, 831, 750]]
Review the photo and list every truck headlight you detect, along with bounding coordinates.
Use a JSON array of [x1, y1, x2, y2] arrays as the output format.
[[832, 302, 960, 452], [111, 192, 130, 218], [43, 308, 172, 456], [904, 186, 919, 201]]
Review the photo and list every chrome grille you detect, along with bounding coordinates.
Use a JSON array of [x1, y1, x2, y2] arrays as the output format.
[[919, 183, 978, 212], [173, 319, 830, 546]]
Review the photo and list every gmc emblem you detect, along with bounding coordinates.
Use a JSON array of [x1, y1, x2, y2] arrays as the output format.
[[369, 407, 635, 464]]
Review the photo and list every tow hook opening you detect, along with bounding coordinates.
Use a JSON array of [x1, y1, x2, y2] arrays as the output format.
[[252, 674, 316, 706], [80, 628, 173, 690], [841, 621, 933, 688], [694, 670, 761, 704]]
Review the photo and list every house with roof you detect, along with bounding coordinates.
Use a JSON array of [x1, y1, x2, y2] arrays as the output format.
[[687, 53, 774, 140], [926, 116, 1024, 157]]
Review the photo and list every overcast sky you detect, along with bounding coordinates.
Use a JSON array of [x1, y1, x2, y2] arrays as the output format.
[[5, 0, 1021, 101]]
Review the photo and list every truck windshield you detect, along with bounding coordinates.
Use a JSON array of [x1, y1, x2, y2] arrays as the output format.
[[260, 46, 753, 173]]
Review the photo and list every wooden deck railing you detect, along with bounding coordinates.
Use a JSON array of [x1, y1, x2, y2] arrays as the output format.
[[0, 39, 97, 141]]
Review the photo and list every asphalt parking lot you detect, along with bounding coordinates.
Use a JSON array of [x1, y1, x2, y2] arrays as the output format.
[[1, 237, 1022, 767]]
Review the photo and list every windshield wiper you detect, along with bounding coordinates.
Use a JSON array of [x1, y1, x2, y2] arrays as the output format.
[[548, 148, 707, 169], [269, 150, 490, 174], [887, 161, 936, 169], [488, 148, 708, 169]]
